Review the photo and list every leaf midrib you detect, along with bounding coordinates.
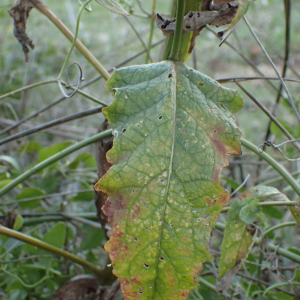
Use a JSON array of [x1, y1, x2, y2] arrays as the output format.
[[153, 62, 177, 297]]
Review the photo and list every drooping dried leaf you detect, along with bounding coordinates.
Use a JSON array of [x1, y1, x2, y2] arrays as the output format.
[[219, 0, 255, 45], [8, 0, 36, 61], [156, 2, 238, 36], [218, 199, 256, 279], [95, 61, 243, 299]]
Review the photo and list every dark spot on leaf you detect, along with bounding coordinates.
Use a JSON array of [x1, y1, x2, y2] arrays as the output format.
[[159, 257, 164, 261], [144, 263, 149, 268], [146, 226, 149, 230], [122, 128, 126, 133], [159, 116, 163, 120], [214, 129, 217, 133], [145, 119, 148, 122], [158, 178, 165, 183], [199, 82, 204, 86], [143, 202, 147, 206], [134, 238, 138, 241], [168, 73, 172, 78], [138, 287, 143, 294], [170, 223, 173, 228], [132, 190, 135, 193]]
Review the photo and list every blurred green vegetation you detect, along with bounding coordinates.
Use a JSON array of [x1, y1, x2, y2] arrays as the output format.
[[0, 0, 300, 299]]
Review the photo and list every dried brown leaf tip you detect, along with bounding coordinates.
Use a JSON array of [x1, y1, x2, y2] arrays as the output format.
[[8, 0, 36, 62]]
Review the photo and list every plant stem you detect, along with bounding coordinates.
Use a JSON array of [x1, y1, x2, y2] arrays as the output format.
[[267, 243, 300, 264], [124, 16, 153, 63], [0, 80, 57, 101], [0, 106, 104, 146], [169, 0, 186, 61], [146, 0, 156, 64], [32, 0, 110, 80], [0, 39, 164, 137], [0, 226, 103, 276], [58, 0, 92, 79], [199, 277, 217, 292], [243, 17, 300, 124], [263, 222, 295, 237], [0, 129, 113, 197], [23, 213, 98, 227], [241, 138, 300, 197], [221, 201, 300, 213], [261, 170, 300, 186]]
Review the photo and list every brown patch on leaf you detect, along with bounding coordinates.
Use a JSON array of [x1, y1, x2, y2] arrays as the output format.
[[218, 193, 230, 206], [180, 290, 189, 297], [94, 119, 113, 239], [211, 137, 227, 159], [134, 204, 141, 213], [8, 0, 36, 62]]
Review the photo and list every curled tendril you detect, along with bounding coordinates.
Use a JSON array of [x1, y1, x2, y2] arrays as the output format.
[[58, 63, 84, 98], [257, 139, 300, 161]]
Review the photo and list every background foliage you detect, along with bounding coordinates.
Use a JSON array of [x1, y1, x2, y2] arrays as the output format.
[[0, 0, 300, 299]]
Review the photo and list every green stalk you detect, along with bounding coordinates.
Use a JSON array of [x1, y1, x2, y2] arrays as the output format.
[[178, 0, 202, 62], [146, 0, 156, 64], [0, 226, 102, 276], [169, 0, 186, 61], [23, 213, 98, 227], [221, 201, 300, 213], [241, 138, 300, 196], [267, 243, 300, 264], [58, 0, 93, 79], [34, 1, 110, 80], [261, 170, 300, 186], [162, 0, 203, 61], [0, 129, 113, 197], [0, 80, 57, 101], [263, 222, 295, 237]]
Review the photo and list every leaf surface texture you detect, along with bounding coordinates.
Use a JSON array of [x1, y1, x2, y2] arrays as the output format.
[[95, 61, 243, 299]]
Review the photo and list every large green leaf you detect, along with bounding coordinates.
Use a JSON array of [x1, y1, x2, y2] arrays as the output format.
[[95, 61, 243, 299]]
